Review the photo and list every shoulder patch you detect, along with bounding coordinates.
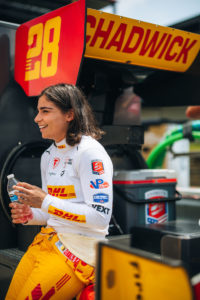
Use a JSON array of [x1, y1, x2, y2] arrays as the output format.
[[91, 160, 104, 175]]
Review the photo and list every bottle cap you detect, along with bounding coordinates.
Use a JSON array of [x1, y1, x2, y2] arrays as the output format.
[[7, 174, 14, 179]]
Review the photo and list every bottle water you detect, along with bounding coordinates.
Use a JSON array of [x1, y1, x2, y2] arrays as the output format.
[[7, 174, 19, 202]]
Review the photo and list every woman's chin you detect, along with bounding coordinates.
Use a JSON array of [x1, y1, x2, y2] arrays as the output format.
[[41, 133, 51, 139]]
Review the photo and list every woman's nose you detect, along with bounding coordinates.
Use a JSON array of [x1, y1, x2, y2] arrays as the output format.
[[34, 112, 40, 123]]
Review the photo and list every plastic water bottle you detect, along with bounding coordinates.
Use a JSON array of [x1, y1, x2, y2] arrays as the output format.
[[7, 174, 19, 202]]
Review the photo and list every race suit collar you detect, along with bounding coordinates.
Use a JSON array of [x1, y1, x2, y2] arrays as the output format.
[[55, 138, 70, 151]]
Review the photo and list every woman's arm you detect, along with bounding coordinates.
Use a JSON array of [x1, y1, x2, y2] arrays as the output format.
[[9, 201, 49, 225]]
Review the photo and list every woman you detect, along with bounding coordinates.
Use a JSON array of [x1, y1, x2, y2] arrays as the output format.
[[6, 83, 113, 300]]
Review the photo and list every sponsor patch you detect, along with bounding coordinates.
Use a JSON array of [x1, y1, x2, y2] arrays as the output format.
[[49, 172, 56, 176], [53, 157, 60, 169], [91, 160, 104, 175], [55, 240, 81, 266], [93, 193, 109, 203], [47, 185, 76, 199], [90, 179, 109, 189], [92, 204, 110, 214], [48, 205, 86, 223], [64, 157, 73, 168], [60, 170, 65, 176], [57, 144, 66, 149]]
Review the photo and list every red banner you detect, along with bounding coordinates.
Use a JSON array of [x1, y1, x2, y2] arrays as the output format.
[[14, 0, 86, 96]]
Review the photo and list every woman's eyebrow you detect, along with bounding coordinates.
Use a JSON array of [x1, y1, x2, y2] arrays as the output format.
[[38, 106, 54, 110]]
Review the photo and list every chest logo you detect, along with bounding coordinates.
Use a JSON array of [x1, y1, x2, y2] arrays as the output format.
[[47, 185, 76, 199], [53, 157, 60, 169], [63, 157, 73, 168]]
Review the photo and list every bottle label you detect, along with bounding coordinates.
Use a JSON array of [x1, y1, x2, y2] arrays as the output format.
[[10, 194, 18, 202]]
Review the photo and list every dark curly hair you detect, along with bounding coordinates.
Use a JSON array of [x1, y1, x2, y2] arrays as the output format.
[[39, 83, 104, 146]]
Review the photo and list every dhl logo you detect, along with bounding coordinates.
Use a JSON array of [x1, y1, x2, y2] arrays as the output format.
[[85, 8, 200, 72], [57, 144, 66, 149], [25, 273, 71, 299], [48, 205, 86, 223], [47, 185, 76, 199]]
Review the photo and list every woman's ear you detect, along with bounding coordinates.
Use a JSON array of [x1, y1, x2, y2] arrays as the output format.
[[65, 109, 74, 122]]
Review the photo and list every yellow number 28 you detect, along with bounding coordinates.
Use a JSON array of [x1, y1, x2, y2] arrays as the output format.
[[25, 16, 61, 81]]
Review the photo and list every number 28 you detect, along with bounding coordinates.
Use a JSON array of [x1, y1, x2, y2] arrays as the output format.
[[25, 16, 61, 81]]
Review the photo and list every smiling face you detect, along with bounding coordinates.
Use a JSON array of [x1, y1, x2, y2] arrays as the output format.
[[34, 95, 73, 143]]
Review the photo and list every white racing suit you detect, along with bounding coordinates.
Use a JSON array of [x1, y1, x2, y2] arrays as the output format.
[[6, 135, 113, 300]]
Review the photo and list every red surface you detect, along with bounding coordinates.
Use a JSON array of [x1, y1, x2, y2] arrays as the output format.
[[148, 203, 167, 219], [14, 0, 86, 96], [79, 284, 95, 300], [113, 178, 177, 185]]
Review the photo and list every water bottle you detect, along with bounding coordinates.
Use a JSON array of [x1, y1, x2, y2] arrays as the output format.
[[7, 174, 19, 202]]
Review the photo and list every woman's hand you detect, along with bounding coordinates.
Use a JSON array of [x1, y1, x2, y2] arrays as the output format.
[[9, 202, 33, 224], [13, 182, 47, 208]]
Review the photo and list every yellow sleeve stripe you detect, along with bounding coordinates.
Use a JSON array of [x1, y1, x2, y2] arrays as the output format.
[[48, 205, 86, 223]]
